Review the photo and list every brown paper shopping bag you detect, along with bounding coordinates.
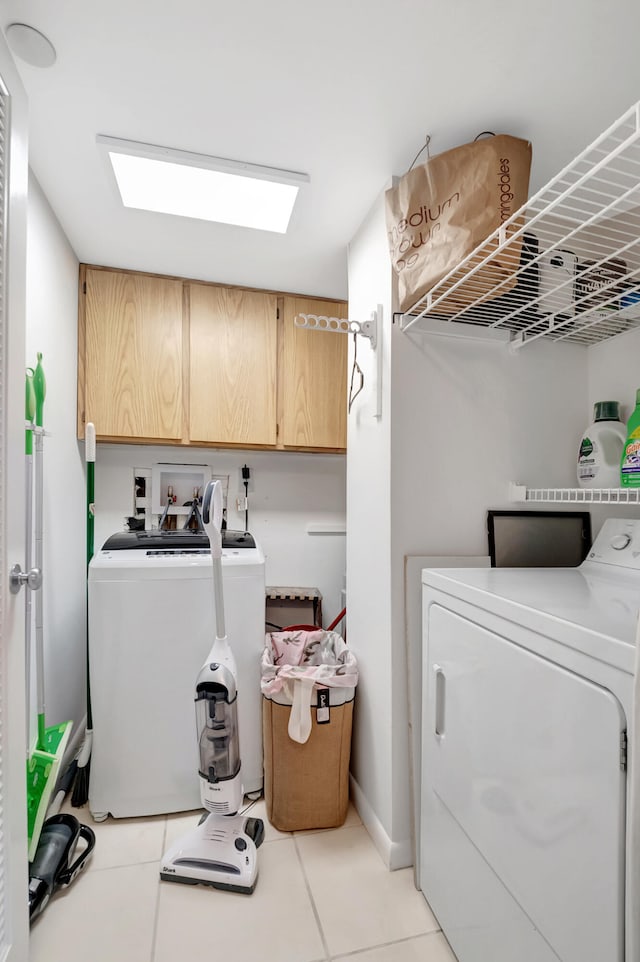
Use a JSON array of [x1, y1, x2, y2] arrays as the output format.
[[386, 134, 532, 314]]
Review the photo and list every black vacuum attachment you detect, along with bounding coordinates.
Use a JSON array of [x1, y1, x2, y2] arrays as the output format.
[[29, 814, 95, 922]]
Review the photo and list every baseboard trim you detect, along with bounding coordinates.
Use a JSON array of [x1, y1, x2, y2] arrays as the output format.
[[349, 774, 413, 871], [390, 834, 413, 871]]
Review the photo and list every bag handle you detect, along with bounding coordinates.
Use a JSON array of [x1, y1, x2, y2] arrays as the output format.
[[407, 131, 495, 174]]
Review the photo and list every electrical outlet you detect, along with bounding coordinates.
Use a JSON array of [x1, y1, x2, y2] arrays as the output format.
[[238, 465, 254, 493]]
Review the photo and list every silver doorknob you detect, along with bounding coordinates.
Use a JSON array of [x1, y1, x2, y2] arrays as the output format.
[[9, 563, 42, 594]]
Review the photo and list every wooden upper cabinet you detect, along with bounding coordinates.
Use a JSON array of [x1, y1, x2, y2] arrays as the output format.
[[281, 297, 348, 450], [82, 268, 184, 441], [188, 284, 278, 446], [79, 265, 348, 451]]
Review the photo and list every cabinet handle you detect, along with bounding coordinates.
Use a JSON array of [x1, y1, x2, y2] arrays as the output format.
[[434, 664, 446, 737]]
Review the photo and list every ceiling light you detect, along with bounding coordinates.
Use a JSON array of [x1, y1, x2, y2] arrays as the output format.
[[96, 136, 309, 233], [6, 23, 56, 68]]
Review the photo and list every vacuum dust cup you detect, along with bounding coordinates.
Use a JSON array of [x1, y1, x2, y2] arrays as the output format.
[[196, 664, 243, 815]]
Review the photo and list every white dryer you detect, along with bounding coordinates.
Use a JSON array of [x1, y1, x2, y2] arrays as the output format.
[[420, 517, 640, 962], [88, 529, 265, 820]]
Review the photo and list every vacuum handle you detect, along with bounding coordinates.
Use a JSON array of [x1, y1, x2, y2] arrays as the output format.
[[202, 480, 223, 559], [58, 823, 96, 886]]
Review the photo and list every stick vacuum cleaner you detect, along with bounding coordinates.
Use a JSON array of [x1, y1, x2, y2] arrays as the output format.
[[160, 479, 264, 894]]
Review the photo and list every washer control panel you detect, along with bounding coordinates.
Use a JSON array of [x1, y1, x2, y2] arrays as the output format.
[[586, 518, 640, 569]]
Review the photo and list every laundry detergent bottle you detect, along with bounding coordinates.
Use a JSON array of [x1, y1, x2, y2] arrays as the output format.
[[620, 390, 640, 487], [577, 401, 626, 488]]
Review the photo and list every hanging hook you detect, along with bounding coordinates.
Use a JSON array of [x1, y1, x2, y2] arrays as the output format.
[[408, 134, 431, 172]]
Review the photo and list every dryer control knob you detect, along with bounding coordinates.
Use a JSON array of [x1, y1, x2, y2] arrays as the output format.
[[611, 534, 632, 550]]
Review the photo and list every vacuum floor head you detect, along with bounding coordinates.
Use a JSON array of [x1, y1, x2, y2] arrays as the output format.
[[160, 812, 264, 894]]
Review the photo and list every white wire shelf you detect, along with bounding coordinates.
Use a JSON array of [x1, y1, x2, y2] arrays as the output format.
[[401, 102, 640, 349], [509, 483, 640, 504]]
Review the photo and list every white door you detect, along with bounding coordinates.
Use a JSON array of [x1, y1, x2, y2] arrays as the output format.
[[0, 32, 30, 962]]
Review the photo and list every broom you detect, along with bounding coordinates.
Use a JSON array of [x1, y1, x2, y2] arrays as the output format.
[[71, 422, 95, 807]]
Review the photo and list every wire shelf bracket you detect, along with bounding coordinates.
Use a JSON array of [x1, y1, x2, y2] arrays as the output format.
[[294, 306, 383, 419], [509, 482, 640, 504], [401, 101, 640, 350]]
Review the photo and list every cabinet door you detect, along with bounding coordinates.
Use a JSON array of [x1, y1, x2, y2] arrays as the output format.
[[188, 284, 278, 446], [281, 297, 347, 450], [83, 269, 184, 440]]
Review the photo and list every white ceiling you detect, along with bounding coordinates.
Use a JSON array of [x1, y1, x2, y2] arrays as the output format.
[[3, 0, 640, 301]]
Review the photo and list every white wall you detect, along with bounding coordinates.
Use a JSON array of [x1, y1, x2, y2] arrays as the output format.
[[587, 324, 640, 428], [93, 444, 346, 625], [346, 190, 395, 855], [25, 173, 85, 732], [347, 187, 590, 868], [390, 328, 588, 854]]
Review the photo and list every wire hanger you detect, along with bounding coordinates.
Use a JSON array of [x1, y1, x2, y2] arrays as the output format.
[[294, 305, 382, 419], [348, 331, 364, 413]]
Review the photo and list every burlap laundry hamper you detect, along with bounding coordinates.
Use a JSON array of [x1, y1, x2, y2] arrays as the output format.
[[261, 627, 358, 833]]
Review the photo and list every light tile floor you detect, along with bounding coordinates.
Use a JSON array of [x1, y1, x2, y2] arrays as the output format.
[[30, 797, 457, 962]]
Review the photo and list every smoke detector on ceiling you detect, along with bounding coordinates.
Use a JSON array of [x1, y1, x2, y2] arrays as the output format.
[[5, 23, 56, 68]]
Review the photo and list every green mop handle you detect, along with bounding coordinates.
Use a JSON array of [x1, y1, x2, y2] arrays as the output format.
[[25, 369, 35, 565], [25, 369, 35, 454], [25, 370, 35, 745], [34, 352, 45, 428], [33, 354, 46, 749]]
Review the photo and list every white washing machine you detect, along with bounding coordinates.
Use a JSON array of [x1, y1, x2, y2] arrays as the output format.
[[420, 517, 640, 962], [88, 529, 265, 819]]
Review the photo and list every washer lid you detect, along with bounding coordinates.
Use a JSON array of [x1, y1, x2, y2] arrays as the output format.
[[89, 542, 264, 577], [101, 529, 256, 550]]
